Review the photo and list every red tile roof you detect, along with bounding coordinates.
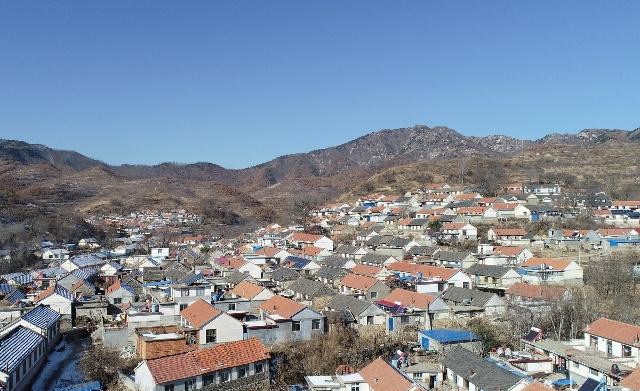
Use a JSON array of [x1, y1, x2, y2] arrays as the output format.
[[351, 264, 383, 278], [290, 232, 324, 242], [106, 279, 122, 294], [613, 200, 640, 207], [522, 382, 555, 391], [260, 295, 305, 319], [340, 274, 378, 291], [585, 318, 640, 346], [146, 338, 270, 384], [255, 247, 281, 257], [359, 357, 414, 391], [621, 367, 640, 391], [180, 299, 222, 329], [521, 257, 573, 270], [493, 202, 519, 210], [387, 262, 457, 280], [493, 246, 525, 256], [229, 281, 266, 300], [383, 288, 436, 310], [506, 283, 566, 300]]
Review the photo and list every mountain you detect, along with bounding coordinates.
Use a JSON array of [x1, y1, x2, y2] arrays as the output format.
[[1, 124, 638, 235]]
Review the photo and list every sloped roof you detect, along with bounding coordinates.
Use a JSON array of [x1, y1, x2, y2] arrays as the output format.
[[288, 278, 335, 298], [22, 304, 61, 329], [326, 294, 372, 316], [35, 284, 74, 302], [505, 283, 566, 300], [146, 338, 269, 384], [350, 264, 382, 278], [359, 357, 414, 391], [383, 288, 436, 310], [521, 257, 572, 270], [314, 266, 348, 281], [340, 274, 378, 291], [442, 347, 522, 391], [387, 262, 457, 280], [466, 264, 513, 279], [180, 299, 222, 329], [229, 281, 266, 300], [621, 368, 640, 391], [270, 267, 300, 282], [0, 326, 45, 372], [441, 287, 496, 307], [585, 317, 640, 346], [260, 295, 305, 319]]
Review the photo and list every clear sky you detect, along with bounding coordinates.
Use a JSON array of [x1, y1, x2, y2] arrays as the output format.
[[1, 1, 638, 168]]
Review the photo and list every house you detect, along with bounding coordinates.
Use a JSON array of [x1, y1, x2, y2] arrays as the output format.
[[621, 368, 640, 391], [334, 245, 369, 260], [282, 256, 321, 276], [61, 254, 106, 272], [325, 294, 387, 327], [417, 329, 482, 354], [478, 245, 533, 266], [78, 238, 100, 248], [524, 183, 561, 195], [34, 284, 75, 317], [134, 338, 270, 391], [305, 356, 425, 391], [431, 250, 477, 269], [441, 223, 478, 241], [387, 263, 472, 293], [519, 258, 584, 284], [0, 326, 48, 391], [227, 281, 274, 308], [0, 304, 62, 350], [441, 286, 507, 316], [505, 283, 567, 310], [350, 263, 392, 280], [487, 228, 529, 245], [289, 232, 334, 251], [180, 299, 244, 346], [255, 295, 326, 343], [105, 279, 136, 306], [338, 274, 390, 301], [313, 266, 348, 287], [492, 203, 531, 219], [135, 325, 195, 360], [442, 346, 529, 391], [380, 288, 451, 330], [359, 252, 399, 267], [465, 264, 522, 289], [41, 248, 70, 261], [583, 318, 640, 365], [150, 247, 170, 258], [286, 278, 335, 304], [269, 267, 301, 288]]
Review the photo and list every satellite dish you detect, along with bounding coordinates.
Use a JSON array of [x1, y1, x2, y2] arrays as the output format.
[[505, 348, 512, 356]]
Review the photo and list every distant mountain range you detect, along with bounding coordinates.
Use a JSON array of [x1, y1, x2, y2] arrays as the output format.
[[1, 124, 638, 229]]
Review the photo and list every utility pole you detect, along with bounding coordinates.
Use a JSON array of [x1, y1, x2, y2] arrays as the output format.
[[459, 159, 465, 185]]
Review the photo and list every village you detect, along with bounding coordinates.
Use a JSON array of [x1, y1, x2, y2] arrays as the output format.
[[1, 181, 640, 391]]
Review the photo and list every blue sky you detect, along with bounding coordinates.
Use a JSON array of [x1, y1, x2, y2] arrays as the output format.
[[1, 1, 638, 168]]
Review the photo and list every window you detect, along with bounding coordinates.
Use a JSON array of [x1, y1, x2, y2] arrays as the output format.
[[186, 333, 197, 345], [292, 321, 301, 331], [182, 289, 190, 297], [196, 288, 205, 296], [113, 298, 122, 305], [370, 291, 377, 299], [185, 379, 196, 391], [255, 362, 264, 374], [179, 304, 188, 311], [401, 315, 409, 324], [463, 282, 470, 289], [206, 329, 217, 344], [312, 319, 321, 330], [590, 336, 598, 347], [607, 341, 613, 355], [228, 303, 236, 311], [219, 370, 230, 383], [351, 385, 360, 391], [164, 385, 174, 391], [238, 365, 248, 378], [203, 374, 215, 386], [413, 372, 423, 379], [590, 368, 598, 376], [367, 316, 374, 325], [624, 345, 632, 357]]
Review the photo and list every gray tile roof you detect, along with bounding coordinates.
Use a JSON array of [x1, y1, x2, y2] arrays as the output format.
[[360, 252, 393, 266], [387, 237, 412, 248], [407, 246, 439, 256], [288, 278, 335, 298], [270, 267, 300, 282], [441, 287, 496, 307], [466, 264, 513, 279], [326, 294, 371, 316], [318, 256, 351, 268], [314, 267, 348, 281], [441, 347, 523, 391], [434, 250, 468, 262]]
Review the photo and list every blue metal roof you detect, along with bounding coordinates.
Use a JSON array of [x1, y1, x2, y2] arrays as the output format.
[[179, 273, 205, 286], [54, 381, 102, 391], [143, 280, 172, 287], [284, 256, 311, 269], [22, 305, 61, 329], [0, 326, 44, 372], [419, 329, 480, 344], [70, 254, 105, 267], [4, 290, 26, 303], [0, 284, 12, 294]]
